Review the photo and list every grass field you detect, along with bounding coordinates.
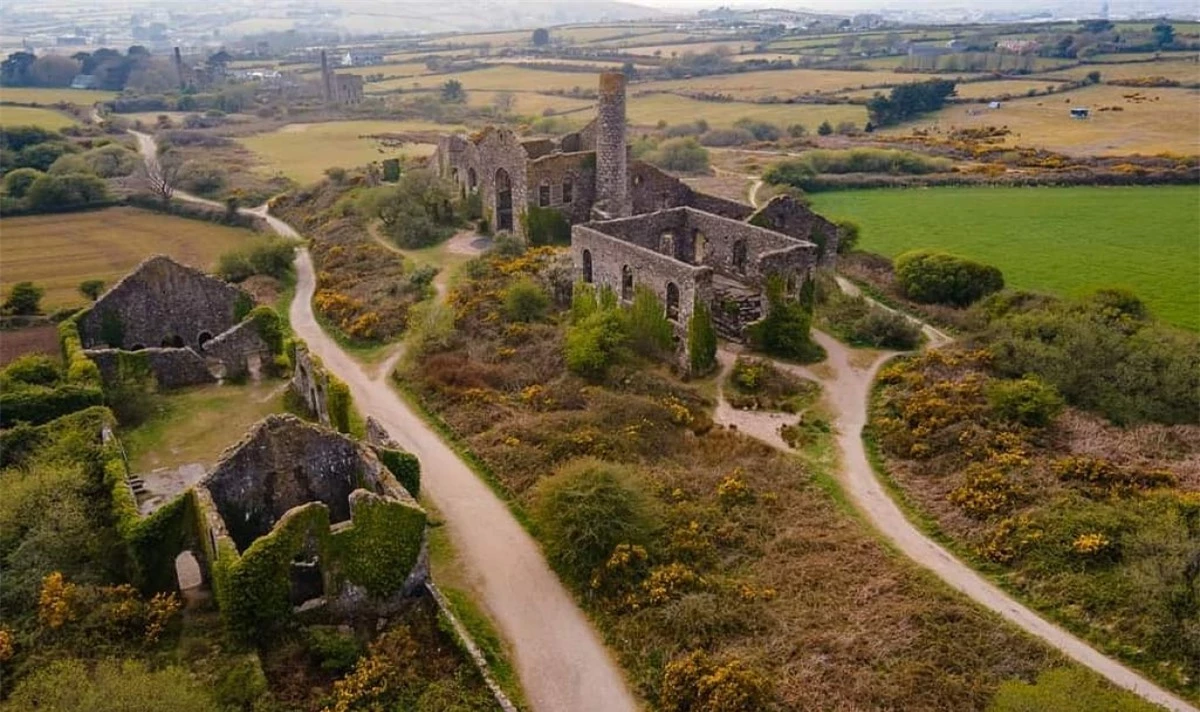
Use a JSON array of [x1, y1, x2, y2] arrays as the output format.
[[628, 93, 867, 128], [466, 89, 595, 116], [621, 40, 756, 57], [0, 105, 76, 129], [811, 185, 1200, 329], [651, 67, 986, 98], [0, 207, 257, 310], [952, 79, 1071, 99], [238, 120, 455, 183], [886, 84, 1200, 155], [0, 86, 117, 105], [1039, 58, 1200, 83]]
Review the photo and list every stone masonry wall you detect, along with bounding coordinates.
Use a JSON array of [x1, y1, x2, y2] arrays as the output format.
[[86, 347, 216, 389], [526, 151, 597, 225], [594, 71, 628, 217], [78, 255, 247, 351], [201, 320, 271, 381], [628, 161, 752, 220], [748, 195, 841, 267], [291, 344, 331, 427]]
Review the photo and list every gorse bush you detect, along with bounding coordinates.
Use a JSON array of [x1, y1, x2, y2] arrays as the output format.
[[986, 376, 1064, 427], [895, 250, 1005, 307], [503, 278, 550, 323], [532, 458, 658, 590], [624, 286, 674, 359]]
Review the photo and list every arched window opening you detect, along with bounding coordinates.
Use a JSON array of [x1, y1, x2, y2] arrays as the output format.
[[538, 182, 551, 207], [582, 249, 593, 283], [161, 335, 185, 348], [198, 331, 214, 349], [732, 239, 748, 274], [562, 180, 574, 204], [666, 282, 680, 322], [621, 265, 634, 301], [495, 168, 514, 232], [467, 167, 477, 190]]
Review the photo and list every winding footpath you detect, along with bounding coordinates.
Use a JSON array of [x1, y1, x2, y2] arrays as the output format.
[[129, 129, 1195, 711]]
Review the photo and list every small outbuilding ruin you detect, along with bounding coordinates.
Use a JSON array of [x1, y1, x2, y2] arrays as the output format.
[[75, 255, 275, 388]]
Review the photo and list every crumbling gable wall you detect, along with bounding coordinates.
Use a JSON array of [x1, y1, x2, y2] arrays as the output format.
[[471, 126, 528, 235], [78, 255, 249, 351], [628, 161, 752, 220], [291, 343, 332, 427], [748, 195, 841, 266]]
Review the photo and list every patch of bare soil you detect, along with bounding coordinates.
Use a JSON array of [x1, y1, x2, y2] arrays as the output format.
[[0, 324, 61, 366]]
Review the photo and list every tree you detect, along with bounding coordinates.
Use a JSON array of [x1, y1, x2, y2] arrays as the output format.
[[817, 120, 833, 136], [1, 51, 37, 86], [688, 298, 718, 375], [532, 28, 551, 47], [532, 458, 657, 588], [3, 281, 44, 315], [621, 61, 638, 79], [25, 173, 109, 211], [867, 79, 957, 127], [623, 286, 673, 358], [139, 150, 182, 205], [733, 117, 781, 141], [29, 55, 81, 87], [1152, 22, 1175, 48], [894, 250, 1004, 307], [177, 161, 227, 197], [78, 279, 105, 301], [440, 78, 466, 103], [566, 306, 628, 379], [1086, 70, 1102, 84], [787, 123, 807, 138], [835, 218, 860, 254], [492, 91, 516, 115]]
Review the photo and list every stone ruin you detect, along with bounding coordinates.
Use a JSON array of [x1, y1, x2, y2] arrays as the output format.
[[290, 342, 333, 427], [431, 70, 840, 368], [194, 414, 427, 623], [76, 255, 272, 388]]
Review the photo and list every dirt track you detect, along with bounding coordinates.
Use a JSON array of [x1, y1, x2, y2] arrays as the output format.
[[289, 249, 639, 712]]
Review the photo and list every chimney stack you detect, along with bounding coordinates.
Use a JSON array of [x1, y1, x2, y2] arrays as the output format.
[[595, 71, 629, 217], [320, 50, 333, 102]]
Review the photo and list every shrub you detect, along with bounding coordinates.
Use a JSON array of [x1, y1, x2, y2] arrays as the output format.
[[327, 377, 352, 433], [48, 153, 94, 176], [660, 650, 771, 712], [25, 172, 109, 211], [177, 161, 227, 197], [747, 277, 821, 362], [3, 167, 43, 198], [817, 120, 833, 136], [3, 281, 44, 315], [522, 205, 571, 246], [532, 458, 658, 589], [988, 667, 1162, 712], [986, 376, 1064, 427], [83, 144, 139, 177], [733, 118, 781, 141], [687, 298, 717, 375], [79, 279, 106, 301], [895, 250, 1005, 307], [2, 354, 61, 387], [645, 137, 710, 172], [565, 307, 628, 379], [699, 128, 755, 147], [304, 626, 363, 673], [623, 286, 673, 359], [217, 236, 294, 282], [4, 658, 215, 712], [835, 218, 860, 253], [503, 278, 550, 323]]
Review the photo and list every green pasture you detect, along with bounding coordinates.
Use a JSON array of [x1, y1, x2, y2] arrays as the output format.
[[811, 186, 1200, 329]]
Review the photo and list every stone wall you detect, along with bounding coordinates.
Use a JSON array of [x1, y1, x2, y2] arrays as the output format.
[[711, 281, 764, 341], [85, 347, 216, 389], [291, 343, 331, 427], [78, 255, 248, 351], [748, 195, 841, 267], [628, 161, 752, 220], [572, 224, 713, 346], [526, 151, 597, 225], [471, 127, 529, 236], [201, 320, 271, 381]]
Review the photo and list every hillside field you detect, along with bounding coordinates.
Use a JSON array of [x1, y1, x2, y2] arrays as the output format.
[[0, 86, 117, 105], [0, 105, 77, 129], [0, 207, 257, 309], [811, 185, 1200, 330]]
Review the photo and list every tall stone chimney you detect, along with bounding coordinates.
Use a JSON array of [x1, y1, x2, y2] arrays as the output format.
[[320, 50, 333, 103], [595, 71, 629, 217], [173, 47, 185, 90]]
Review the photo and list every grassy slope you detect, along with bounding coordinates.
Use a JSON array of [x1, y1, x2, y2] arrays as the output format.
[[811, 185, 1200, 330], [0, 105, 77, 129], [0, 207, 259, 310]]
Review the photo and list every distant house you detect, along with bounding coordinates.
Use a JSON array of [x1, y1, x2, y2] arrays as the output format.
[[997, 39, 1040, 54], [988, 101, 1002, 109], [1070, 107, 1090, 119], [340, 50, 384, 67], [70, 74, 97, 89]]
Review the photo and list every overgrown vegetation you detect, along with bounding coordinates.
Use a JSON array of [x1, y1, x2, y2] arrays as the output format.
[[746, 276, 823, 363], [724, 357, 820, 413], [814, 277, 923, 350], [398, 243, 1085, 710], [764, 148, 953, 192], [872, 327, 1199, 698], [867, 79, 957, 127], [896, 249, 1006, 307]]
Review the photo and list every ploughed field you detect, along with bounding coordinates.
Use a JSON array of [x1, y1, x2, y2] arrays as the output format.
[[811, 185, 1200, 330], [0, 207, 257, 310]]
